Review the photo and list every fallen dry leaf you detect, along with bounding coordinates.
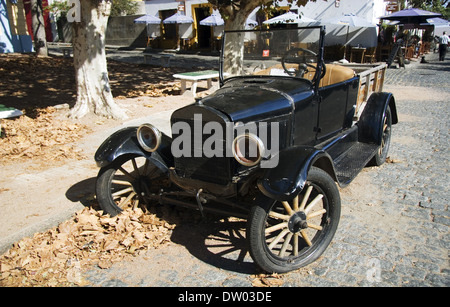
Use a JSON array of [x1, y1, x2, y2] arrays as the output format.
[[0, 206, 175, 286], [251, 273, 284, 287], [0, 107, 89, 166], [385, 156, 401, 164]]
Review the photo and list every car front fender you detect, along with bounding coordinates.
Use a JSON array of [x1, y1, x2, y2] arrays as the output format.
[[94, 126, 173, 172], [257, 146, 334, 202]]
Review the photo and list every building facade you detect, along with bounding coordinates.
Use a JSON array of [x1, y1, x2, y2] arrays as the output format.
[[143, 0, 398, 50], [144, 0, 212, 49], [0, 0, 34, 53]]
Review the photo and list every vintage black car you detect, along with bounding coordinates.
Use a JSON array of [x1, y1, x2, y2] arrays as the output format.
[[94, 26, 398, 273]]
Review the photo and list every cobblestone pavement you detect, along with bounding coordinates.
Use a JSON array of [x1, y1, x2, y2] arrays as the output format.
[[83, 52, 449, 287]]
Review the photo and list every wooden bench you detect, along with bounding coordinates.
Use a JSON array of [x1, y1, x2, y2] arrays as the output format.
[[173, 70, 220, 97]]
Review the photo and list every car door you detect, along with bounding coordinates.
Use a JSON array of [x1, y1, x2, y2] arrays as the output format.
[[316, 80, 354, 140], [293, 93, 318, 146]]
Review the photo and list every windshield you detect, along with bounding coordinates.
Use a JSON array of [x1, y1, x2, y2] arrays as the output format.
[[221, 26, 324, 82]]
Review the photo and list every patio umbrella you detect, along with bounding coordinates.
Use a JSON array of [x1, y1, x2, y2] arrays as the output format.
[[163, 13, 194, 24], [264, 12, 318, 25], [422, 17, 449, 26], [297, 16, 319, 25], [324, 13, 375, 28], [379, 8, 442, 25], [263, 12, 302, 24], [134, 15, 161, 24], [322, 14, 375, 61], [162, 13, 194, 51], [246, 18, 258, 28], [200, 13, 224, 26]]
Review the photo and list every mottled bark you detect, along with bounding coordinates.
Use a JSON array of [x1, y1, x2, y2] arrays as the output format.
[[69, 0, 127, 119], [30, 0, 48, 56]]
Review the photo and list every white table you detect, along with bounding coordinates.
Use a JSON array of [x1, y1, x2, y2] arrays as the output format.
[[173, 70, 221, 97]]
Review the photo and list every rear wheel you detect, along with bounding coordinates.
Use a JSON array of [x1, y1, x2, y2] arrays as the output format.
[[96, 155, 167, 216], [371, 106, 392, 166], [247, 167, 341, 273]]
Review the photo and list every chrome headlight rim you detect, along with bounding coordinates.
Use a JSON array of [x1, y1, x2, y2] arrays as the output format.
[[232, 133, 265, 167], [137, 124, 162, 153]]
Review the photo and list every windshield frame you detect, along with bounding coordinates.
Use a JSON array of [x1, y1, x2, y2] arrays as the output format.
[[220, 26, 326, 87]]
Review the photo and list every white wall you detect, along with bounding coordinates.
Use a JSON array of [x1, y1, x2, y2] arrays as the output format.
[[434, 24, 450, 37], [144, 0, 390, 47], [273, 0, 387, 24], [145, 0, 209, 17], [262, 0, 389, 47]]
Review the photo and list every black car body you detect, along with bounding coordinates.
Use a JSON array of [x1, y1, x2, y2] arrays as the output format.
[[94, 26, 397, 273]]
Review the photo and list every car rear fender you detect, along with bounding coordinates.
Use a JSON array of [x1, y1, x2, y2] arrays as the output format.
[[359, 92, 398, 145], [94, 126, 173, 173], [257, 146, 336, 202]]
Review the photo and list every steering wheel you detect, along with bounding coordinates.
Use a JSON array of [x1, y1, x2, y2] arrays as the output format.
[[281, 48, 318, 77]]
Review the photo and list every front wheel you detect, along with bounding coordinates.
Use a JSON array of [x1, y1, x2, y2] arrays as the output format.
[[247, 167, 341, 273], [96, 155, 168, 216]]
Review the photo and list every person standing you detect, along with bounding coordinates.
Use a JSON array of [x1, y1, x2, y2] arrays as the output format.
[[438, 32, 449, 61]]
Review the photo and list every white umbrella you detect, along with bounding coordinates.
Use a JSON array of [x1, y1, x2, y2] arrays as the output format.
[[263, 12, 318, 26], [134, 15, 161, 24], [424, 17, 449, 25], [246, 18, 258, 28], [200, 13, 224, 26], [200, 14, 257, 28], [297, 16, 319, 24], [163, 13, 194, 24], [324, 13, 374, 28], [321, 14, 375, 61], [263, 12, 301, 24]]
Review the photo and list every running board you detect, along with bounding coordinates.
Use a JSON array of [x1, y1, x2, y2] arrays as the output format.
[[333, 142, 379, 186]]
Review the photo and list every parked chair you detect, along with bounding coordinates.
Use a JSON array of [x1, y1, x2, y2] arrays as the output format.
[[405, 46, 415, 59], [378, 45, 391, 62], [364, 47, 376, 63]]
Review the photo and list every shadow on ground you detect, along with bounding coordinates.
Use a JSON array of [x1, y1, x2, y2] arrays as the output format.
[[0, 54, 189, 118], [170, 215, 257, 274], [65, 176, 257, 274]]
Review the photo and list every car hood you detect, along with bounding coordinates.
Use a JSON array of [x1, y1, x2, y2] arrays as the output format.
[[198, 77, 314, 122]]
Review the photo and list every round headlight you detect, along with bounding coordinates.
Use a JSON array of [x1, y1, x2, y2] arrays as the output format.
[[137, 124, 161, 153], [232, 133, 265, 167]]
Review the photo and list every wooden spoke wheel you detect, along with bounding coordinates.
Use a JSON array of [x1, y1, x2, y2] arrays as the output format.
[[247, 167, 341, 273], [96, 155, 166, 216], [371, 106, 393, 166]]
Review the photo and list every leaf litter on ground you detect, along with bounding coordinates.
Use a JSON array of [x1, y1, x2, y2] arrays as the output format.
[[0, 206, 176, 286], [0, 107, 89, 165]]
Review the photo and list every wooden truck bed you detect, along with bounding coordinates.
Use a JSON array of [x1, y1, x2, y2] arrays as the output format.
[[340, 63, 387, 121]]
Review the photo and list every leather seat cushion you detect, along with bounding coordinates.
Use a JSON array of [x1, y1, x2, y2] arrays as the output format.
[[254, 63, 356, 87]]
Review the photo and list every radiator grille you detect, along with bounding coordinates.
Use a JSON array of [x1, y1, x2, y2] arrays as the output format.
[[171, 106, 232, 186]]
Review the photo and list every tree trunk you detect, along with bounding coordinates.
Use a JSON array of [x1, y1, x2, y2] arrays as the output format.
[[30, 0, 48, 56], [222, 14, 247, 75], [69, 0, 127, 119], [217, 0, 270, 75]]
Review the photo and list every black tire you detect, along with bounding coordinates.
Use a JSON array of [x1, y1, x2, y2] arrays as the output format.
[[247, 167, 341, 273], [371, 106, 392, 166], [96, 155, 166, 216]]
